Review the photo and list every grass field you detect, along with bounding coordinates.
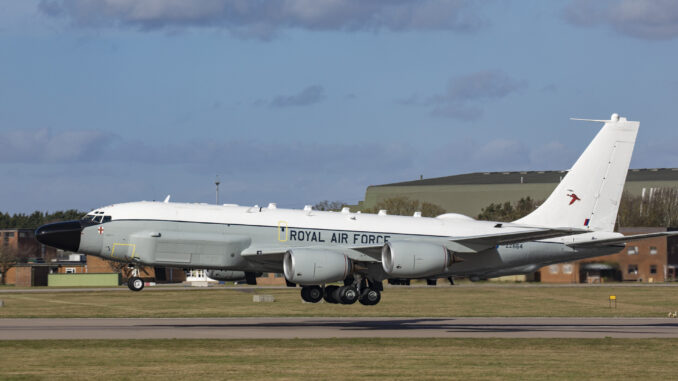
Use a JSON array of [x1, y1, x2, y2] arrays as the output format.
[[1, 338, 677, 380], [1, 284, 678, 318]]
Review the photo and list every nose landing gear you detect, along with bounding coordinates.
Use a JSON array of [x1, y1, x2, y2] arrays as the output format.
[[127, 276, 144, 292], [126, 265, 144, 292]]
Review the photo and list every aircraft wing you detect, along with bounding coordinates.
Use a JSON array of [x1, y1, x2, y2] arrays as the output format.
[[448, 227, 588, 253], [241, 246, 381, 267], [566, 232, 678, 248]]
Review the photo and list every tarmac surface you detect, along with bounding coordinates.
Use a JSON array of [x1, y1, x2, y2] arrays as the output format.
[[3, 283, 678, 294], [2, 317, 677, 339]]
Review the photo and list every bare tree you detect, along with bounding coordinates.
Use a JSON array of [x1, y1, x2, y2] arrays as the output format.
[[617, 188, 678, 228], [477, 197, 541, 222], [362, 197, 446, 217], [0, 245, 25, 285], [313, 200, 346, 211]]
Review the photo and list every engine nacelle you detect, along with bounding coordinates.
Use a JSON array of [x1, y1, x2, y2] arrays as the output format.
[[381, 240, 451, 278], [283, 248, 351, 285], [206, 270, 247, 281]]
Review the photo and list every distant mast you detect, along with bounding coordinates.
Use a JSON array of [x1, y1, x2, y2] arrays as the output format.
[[215, 176, 220, 205]]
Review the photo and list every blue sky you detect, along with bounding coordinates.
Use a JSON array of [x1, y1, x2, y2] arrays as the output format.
[[1, 0, 678, 214]]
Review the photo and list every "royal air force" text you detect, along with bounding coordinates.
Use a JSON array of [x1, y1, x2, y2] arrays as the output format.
[[287, 229, 391, 244]]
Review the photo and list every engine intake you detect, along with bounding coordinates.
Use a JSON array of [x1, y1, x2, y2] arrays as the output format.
[[382, 240, 451, 278], [283, 248, 351, 285]]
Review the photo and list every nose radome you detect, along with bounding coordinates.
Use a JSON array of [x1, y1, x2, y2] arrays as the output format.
[[35, 220, 82, 252]]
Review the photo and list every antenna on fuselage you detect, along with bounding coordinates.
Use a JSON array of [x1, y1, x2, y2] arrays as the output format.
[[215, 175, 221, 205]]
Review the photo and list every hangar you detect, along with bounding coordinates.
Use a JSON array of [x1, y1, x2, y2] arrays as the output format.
[[358, 168, 678, 283], [359, 168, 678, 218]]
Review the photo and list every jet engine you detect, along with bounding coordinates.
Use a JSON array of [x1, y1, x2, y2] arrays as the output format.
[[205, 270, 247, 281], [283, 248, 352, 285], [381, 240, 451, 278]]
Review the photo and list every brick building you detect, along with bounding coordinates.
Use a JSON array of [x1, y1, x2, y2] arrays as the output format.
[[2, 227, 186, 286], [539, 227, 677, 283]]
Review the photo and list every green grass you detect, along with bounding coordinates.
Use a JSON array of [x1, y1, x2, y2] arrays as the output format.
[[1, 285, 678, 318], [0, 338, 677, 380]]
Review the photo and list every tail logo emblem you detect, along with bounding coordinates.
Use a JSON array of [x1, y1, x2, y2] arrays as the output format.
[[566, 190, 581, 205]]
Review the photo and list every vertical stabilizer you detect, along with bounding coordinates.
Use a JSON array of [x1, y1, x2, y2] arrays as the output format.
[[514, 114, 639, 232]]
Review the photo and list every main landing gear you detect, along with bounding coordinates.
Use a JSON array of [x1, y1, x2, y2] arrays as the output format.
[[299, 277, 382, 306]]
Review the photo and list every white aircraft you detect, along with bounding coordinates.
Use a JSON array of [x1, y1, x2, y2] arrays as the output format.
[[36, 114, 671, 305]]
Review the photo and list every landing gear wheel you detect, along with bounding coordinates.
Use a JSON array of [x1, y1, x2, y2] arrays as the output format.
[[338, 286, 359, 304], [324, 285, 340, 304], [359, 289, 381, 306], [301, 286, 323, 303], [128, 277, 144, 292]]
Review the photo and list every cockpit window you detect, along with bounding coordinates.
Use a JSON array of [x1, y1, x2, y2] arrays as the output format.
[[80, 214, 112, 224], [81, 214, 95, 222]]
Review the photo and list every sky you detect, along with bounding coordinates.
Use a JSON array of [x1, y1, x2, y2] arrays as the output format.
[[1, 0, 678, 214]]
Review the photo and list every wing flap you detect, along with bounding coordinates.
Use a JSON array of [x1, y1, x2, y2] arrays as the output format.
[[449, 227, 588, 253], [566, 232, 678, 248], [241, 246, 382, 264]]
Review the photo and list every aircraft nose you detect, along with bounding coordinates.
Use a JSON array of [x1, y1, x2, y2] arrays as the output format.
[[35, 220, 82, 252]]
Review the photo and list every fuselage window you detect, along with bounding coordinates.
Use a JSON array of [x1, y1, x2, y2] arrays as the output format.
[[102, 216, 112, 223]]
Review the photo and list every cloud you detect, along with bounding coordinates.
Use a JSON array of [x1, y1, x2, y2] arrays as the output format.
[[0, 128, 410, 176], [422, 70, 526, 121], [428, 138, 581, 174], [563, 0, 678, 40], [0, 128, 416, 212], [38, 0, 486, 38], [0, 129, 115, 163], [269, 85, 325, 108], [528, 141, 574, 170]]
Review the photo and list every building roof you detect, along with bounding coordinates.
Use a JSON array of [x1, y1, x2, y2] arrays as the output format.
[[375, 168, 678, 187]]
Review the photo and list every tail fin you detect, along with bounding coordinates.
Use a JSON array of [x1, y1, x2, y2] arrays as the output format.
[[514, 113, 639, 232]]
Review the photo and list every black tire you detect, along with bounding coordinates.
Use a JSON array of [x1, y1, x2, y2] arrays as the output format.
[[300, 286, 310, 302], [426, 278, 437, 286], [359, 289, 381, 306], [307, 286, 323, 303], [324, 285, 340, 304], [301, 286, 323, 303], [128, 277, 144, 292], [338, 286, 359, 304]]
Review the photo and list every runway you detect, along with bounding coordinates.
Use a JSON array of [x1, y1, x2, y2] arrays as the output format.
[[2, 317, 677, 339]]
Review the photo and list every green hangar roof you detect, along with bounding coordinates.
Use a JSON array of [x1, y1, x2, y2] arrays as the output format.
[[361, 168, 678, 218], [375, 168, 678, 187]]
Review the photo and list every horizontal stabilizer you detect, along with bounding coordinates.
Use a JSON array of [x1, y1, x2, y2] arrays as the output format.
[[448, 227, 588, 253], [567, 232, 678, 248]]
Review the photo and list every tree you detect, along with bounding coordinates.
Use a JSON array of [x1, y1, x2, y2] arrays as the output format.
[[362, 197, 446, 217], [313, 201, 346, 211], [0, 210, 85, 229], [0, 245, 24, 285], [477, 197, 540, 222], [616, 188, 678, 228], [476, 188, 678, 227]]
